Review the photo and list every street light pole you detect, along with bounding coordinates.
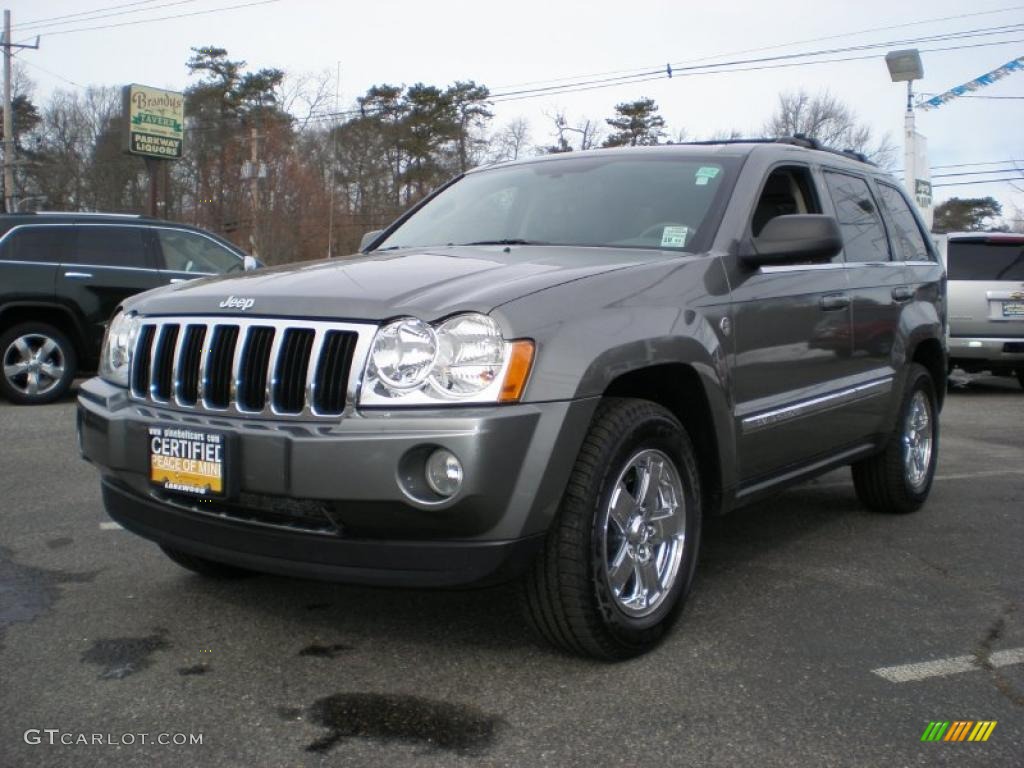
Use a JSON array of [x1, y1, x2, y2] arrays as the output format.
[[886, 49, 932, 229]]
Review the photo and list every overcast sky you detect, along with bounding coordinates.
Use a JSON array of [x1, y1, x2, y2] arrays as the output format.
[[8, 0, 1024, 217]]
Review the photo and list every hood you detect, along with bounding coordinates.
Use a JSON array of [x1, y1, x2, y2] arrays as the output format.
[[125, 245, 674, 321]]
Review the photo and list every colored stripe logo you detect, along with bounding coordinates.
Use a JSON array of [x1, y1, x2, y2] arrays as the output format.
[[921, 721, 997, 742]]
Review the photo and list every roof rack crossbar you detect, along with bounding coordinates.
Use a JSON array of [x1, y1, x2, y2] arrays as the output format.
[[673, 134, 876, 166]]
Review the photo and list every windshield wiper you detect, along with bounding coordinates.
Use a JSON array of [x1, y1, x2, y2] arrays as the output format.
[[460, 239, 548, 246]]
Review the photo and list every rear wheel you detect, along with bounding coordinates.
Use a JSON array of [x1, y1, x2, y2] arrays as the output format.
[[160, 545, 253, 579], [0, 323, 77, 405], [852, 363, 938, 513], [521, 398, 702, 660]]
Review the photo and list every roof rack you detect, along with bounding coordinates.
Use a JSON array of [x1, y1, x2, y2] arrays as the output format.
[[676, 135, 875, 166], [31, 211, 142, 218]]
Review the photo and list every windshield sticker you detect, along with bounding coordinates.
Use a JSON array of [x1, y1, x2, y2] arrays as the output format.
[[695, 176, 710, 186], [696, 166, 721, 179], [661, 226, 689, 248]]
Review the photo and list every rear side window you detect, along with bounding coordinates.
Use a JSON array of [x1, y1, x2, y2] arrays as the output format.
[[0, 226, 74, 263], [157, 229, 242, 274], [823, 171, 891, 263], [947, 240, 1024, 281], [73, 226, 150, 268], [877, 183, 930, 262]]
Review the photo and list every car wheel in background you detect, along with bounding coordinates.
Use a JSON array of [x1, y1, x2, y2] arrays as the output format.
[[521, 398, 702, 660], [1017, 369, 1024, 390], [852, 363, 939, 513], [0, 323, 77, 405]]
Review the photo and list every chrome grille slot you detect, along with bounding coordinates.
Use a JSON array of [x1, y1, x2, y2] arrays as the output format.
[[238, 326, 274, 411], [151, 324, 179, 401], [128, 316, 372, 420], [176, 325, 207, 405], [205, 325, 239, 409], [273, 328, 315, 414], [314, 330, 357, 415], [131, 325, 156, 397]]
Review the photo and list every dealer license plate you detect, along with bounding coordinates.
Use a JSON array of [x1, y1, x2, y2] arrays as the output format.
[[148, 425, 226, 497]]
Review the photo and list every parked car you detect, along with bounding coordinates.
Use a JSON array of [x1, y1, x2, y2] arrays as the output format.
[[78, 139, 946, 659], [935, 232, 1024, 388], [0, 212, 258, 404]]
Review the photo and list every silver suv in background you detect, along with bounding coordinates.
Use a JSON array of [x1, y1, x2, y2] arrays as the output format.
[[938, 233, 1024, 389]]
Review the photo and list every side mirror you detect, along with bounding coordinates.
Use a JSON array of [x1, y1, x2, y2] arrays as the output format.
[[743, 214, 842, 267], [242, 254, 259, 271], [359, 229, 384, 253]]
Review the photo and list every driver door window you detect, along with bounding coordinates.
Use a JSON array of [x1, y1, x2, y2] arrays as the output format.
[[157, 229, 242, 275]]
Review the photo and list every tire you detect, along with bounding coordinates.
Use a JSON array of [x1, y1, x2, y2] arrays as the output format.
[[0, 322, 77, 405], [521, 398, 702, 660], [851, 363, 939, 514], [159, 545, 253, 579], [1017, 369, 1024, 390]]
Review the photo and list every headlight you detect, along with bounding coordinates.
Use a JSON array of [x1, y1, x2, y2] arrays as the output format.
[[99, 311, 140, 387], [360, 313, 534, 406]]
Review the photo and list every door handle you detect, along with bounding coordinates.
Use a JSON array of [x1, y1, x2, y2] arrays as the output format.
[[819, 293, 850, 311], [169, 278, 187, 284], [891, 286, 914, 302], [63, 271, 93, 279]]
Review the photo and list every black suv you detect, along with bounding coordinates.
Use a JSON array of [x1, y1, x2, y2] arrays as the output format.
[[0, 213, 255, 404]]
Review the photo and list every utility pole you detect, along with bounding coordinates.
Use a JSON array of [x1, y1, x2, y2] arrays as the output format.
[[241, 127, 266, 258], [2, 10, 40, 213], [327, 61, 340, 258]]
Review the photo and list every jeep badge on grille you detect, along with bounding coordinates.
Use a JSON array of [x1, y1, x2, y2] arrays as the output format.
[[219, 296, 255, 310]]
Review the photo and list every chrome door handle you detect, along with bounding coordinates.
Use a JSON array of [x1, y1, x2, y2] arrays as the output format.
[[63, 271, 93, 279], [169, 278, 187, 284], [892, 286, 914, 302], [819, 294, 850, 311]]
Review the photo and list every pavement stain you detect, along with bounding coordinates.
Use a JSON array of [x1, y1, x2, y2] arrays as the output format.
[[80, 628, 171, 680], [45, 537, 73, 550], [0, 546, 98, 648], [178, 664, 210, 676], [302, 692, 504, 754], [298, 642, 354, 658]]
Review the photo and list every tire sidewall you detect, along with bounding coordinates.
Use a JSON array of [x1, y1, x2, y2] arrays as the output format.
[[588, 409, 702, 644], [0, 323, 77, 405], [899, 365, 939, 504]]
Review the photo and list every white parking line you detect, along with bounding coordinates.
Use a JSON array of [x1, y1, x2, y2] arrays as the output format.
[[873, 647, 1024, 683], [99, 522, 123, 530]]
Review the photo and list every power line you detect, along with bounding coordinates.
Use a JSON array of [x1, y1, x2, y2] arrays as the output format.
[[13, 54, 86, 89], [492, 5, 1024, 91], [15, 0, 281, 41], [932, 176, 1024, 187], [931, 167, 1022, 178], [14, 0, 166, 28], [488, 36, 1024, 103], [15, 0, 202, 33]]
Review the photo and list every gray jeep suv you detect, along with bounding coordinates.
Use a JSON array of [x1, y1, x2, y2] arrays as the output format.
[[78, 139, 947, 659]]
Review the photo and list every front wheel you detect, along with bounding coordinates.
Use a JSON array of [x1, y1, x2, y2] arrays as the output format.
[[521, 398, 702, 660], [852, 363, 939, 513]]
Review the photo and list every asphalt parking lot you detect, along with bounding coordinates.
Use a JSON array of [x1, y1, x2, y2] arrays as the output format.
[[1, 373, 1021, 768]]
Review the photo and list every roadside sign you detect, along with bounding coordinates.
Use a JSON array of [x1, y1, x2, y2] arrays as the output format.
[[122, 84, 185, 159]]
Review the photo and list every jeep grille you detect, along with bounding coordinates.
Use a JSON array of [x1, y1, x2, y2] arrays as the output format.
[[129, 317, 372, 419]]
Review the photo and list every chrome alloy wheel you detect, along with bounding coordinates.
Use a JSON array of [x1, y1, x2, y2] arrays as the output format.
[[2, 333, 66, 397], [601, 449, 686, 618], [902, 390, 933, 491]]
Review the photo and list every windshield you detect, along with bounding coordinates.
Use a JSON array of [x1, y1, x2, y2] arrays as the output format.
[[948, 239, 1024, 281], [375, 154, 737, 253]]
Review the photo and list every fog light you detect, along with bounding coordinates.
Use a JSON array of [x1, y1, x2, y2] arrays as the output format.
[[425, 449, 463, 497]]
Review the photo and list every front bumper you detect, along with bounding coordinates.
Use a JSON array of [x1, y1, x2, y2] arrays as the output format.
[[948, 336, 1024, 367], [78, 378, 597, 587]]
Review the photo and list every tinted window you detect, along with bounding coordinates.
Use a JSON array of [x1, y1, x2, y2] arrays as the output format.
[[377, 155, 738, 253], [877, 183, 929, 261], [823, 172, 891, 263], [74, 226, 150, 268], [947, 240, 1024, 281], [0, 226, 73, 262], [157, 229, 242, 273]]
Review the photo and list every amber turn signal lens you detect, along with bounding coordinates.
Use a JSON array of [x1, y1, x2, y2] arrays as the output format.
[[499, 340, 535, 403]]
